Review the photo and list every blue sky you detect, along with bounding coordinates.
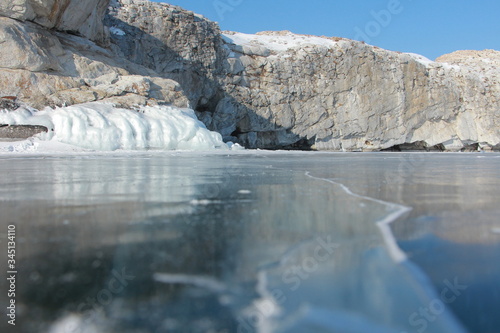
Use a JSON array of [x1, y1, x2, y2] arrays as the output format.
[[152, 0, 499, 60]]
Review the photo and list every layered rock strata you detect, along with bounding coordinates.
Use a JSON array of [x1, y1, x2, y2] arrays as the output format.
[[0, 0, 498, 151], [212, 32, 499, 151], [0, 9, 188, 109], [0, 0, 110, 43]]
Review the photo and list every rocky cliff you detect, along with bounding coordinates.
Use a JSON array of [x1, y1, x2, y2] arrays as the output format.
[[0, 0, 499, 151], [214, 32, 500, 151], [0, 0, 188, 110], [0, 0, 110, 43]]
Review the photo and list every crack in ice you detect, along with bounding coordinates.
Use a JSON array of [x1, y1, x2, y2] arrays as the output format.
[[304, 171, 412, 263]]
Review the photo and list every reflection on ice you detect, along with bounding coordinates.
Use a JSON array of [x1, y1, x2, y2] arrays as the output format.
[[153, 273, 228, 294]]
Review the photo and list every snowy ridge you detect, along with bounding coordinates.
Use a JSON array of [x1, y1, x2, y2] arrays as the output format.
[[0, 103, 231, 152], [222, 31, 339, 53], [405, 53, 435, 67]]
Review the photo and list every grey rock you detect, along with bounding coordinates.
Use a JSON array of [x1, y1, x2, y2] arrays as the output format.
[[105, 0, 225, 109], [0, 16, 188, 110], [0, 97, 20, 110], [0, 18, 65, 72], [0, 0, 110, 43], [206, 31, 500, 151], [0, 124, 48, 140]]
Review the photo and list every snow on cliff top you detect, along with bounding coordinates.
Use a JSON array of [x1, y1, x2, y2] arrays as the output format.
[[436, 49, 500, 79], [222, 30, 343, 53], [223, 30, 500, 77], [223, 30, 441, 69], [404, 53, 435, 67], [436, 49, 500, 64]]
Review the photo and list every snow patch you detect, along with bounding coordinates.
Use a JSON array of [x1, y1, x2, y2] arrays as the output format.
[[223, 31, 338, 53], [109, 26, 126, 36], [190, 199, 222, 206], [405, 53, 435, 67], [227, 141, 245, 150], [0, 103, 230, 151], [238, 190, 251, 194], [48, 314, 100, 333]]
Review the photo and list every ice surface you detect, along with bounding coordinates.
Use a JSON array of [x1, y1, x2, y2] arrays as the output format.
[[2, 152, 499, 333], [0, 103, 229, 151], [305, 171, 411, 263]]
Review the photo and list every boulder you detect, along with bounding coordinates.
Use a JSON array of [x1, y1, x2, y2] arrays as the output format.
[[0, 17, 65, 72], [0, 96, 20, 110], [0, 124, 48, 141]]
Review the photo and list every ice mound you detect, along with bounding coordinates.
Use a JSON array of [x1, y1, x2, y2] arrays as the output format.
[[0, 103, 229, 151]]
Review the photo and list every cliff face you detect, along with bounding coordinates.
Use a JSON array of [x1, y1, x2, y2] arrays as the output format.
[[105, 0, 226, 110], [0, 0, 498, 151], [0, 0, 110, 43], [0, 0, 188, 110], [211, 32, 500, 151]]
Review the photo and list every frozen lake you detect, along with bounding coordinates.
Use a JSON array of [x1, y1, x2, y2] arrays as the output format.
[[1, 151, 499, 333]]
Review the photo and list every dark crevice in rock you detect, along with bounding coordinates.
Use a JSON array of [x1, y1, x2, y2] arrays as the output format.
[[279, 137, 317, 151], [461, 143, 480, 152], [0, 96, 20, 110], [230, 127, 243, 138], [382, 141, 445, 152], [195, 92, 223, 113]]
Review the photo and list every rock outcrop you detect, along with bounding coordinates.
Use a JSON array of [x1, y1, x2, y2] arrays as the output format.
[[105, 0, 225, 110], [0, 124, 48, 141], [207, 32, 499, 151], [0, 11, 188, 109], [0, 96, 20, 110], [0, 0, 498, 151], [0, 0, 110, 43]]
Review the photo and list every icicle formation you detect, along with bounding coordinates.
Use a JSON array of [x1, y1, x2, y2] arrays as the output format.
[[0, 103, 228, 151]]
